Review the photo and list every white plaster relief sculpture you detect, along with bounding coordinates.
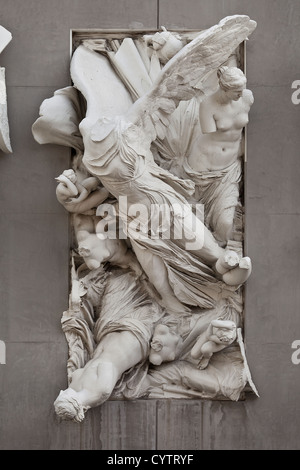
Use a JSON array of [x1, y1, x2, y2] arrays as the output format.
[[32, 15, 259, 423], [0, 25, 12, 154]]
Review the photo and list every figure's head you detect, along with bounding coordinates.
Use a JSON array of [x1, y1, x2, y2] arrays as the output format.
[[144, 28, 184, 63], [77, 232, 110, 270], [217, 66, 247, 101], [149, 324, 182, 365], [54, 388, 89, 423]]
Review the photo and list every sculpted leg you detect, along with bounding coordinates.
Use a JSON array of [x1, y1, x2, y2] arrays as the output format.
[[177, 211, 252, 287], [214, 206, 236, 244], [131, 241, 190, 314], [214, 250, 252, 286], [222, 256, 252, 286]]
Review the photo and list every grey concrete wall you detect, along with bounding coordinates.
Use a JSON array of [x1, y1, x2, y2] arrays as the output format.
[[0, 0, 299, 450]]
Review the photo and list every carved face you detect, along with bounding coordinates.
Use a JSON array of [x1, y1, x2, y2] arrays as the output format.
[[78, 234, 110, 270], [149, 325, 182, 365]]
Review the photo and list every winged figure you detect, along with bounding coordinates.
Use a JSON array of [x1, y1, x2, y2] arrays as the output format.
[[33, 16, 259, 421], [66, 15, 256, 313]]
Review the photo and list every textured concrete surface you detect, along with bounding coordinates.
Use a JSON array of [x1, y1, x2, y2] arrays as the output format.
[[0, 0, 299, 450]]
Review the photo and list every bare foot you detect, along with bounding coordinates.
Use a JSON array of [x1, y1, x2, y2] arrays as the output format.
[[198, 356, 210, 369], [222, 256, 252, 286]]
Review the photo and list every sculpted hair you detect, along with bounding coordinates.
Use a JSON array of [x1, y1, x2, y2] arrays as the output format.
[[217, 66, 247, 91]]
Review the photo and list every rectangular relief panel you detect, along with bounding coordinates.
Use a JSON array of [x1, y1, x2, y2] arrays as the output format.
[[32, 15, 259, 424]]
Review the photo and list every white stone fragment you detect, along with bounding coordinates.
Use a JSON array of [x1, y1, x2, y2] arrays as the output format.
[[0, 26, 12, 54], [0, 67, 12, 153]]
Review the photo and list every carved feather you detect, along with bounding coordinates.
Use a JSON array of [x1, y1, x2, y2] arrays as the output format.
[[126, 15, 256, 142]]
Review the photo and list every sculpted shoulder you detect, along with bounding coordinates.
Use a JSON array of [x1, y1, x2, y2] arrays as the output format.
[[243, 89, 254, 106]]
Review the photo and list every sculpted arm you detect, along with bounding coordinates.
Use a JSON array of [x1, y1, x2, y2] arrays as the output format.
[[199, 98, 217, 134], [56, 174, 78, 201], [80, 176, 100, 192]]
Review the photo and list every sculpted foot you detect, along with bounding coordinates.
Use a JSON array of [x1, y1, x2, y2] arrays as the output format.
[[198, 356, 210, 370], [222, 256, 252, 286]]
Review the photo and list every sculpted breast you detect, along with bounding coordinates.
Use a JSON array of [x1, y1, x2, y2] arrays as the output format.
[[216, 112, 249, 132]]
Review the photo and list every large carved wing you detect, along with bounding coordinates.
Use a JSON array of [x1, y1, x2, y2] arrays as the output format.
[[126, 15, 256, 141]]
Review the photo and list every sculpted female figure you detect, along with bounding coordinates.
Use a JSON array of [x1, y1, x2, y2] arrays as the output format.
[[185, 66, 254, 244]]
